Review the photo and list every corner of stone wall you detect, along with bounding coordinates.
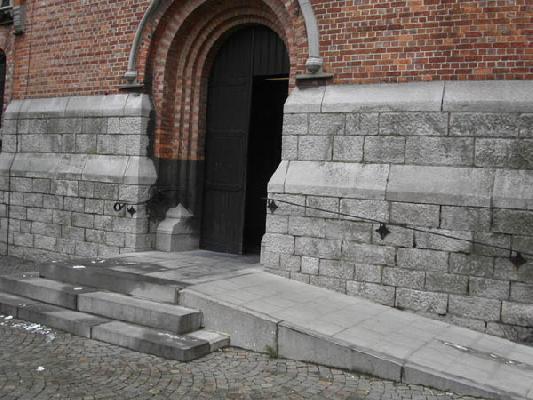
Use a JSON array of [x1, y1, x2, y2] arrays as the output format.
[[262, 80, 533, 344], [0, 94, 158, 261]]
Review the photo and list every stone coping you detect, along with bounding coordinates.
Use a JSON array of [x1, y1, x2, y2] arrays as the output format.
[[269, 160, 533, 209], [0, 152, 157, 185], [286, 80, 533, 113], [4, 94, 152, 119]]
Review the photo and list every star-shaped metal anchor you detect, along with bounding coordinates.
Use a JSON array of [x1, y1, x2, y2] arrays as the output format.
[[267, 199, 278, 213], [510, 252, 527, 268], [376, 224, 390, 240]]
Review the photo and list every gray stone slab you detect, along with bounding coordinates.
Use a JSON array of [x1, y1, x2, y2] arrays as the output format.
[[284, 87, 325, 113], [124, 94, 152, 117], [278, 322, 402, 382], [11, 153, 58, 178], [91, 320, 211, 361], [0, 275, 96, 310], [284, 161, 389, 199], [443, 80, 533, 112], [123, 156, 157, 185], [0, 291, 40, 317], [78, 291, 202, 334], [65, 95, 129, 117], [82, 155, 129, 183], [0, 153, 14, 176], [3, 99, 24, 119], [186, 329, 230, 352], [39, 262, 181, 303], [493, 169, 533, 210], [179, 289, 278, 353], [322, 81, 445, 112], [18, 97, 70, 118], [18, 304, 109, 338], [386, 165, 494, 207]]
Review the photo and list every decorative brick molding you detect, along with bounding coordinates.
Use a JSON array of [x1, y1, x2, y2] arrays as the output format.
[[263, 80, 533, 344], [0, 94, 157, 260]]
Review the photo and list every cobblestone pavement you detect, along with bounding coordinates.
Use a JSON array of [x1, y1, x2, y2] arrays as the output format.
[[0, 256, 482, 400]]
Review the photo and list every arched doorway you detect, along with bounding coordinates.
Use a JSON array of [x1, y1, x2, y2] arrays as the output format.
[[200, 25, 289, 254]]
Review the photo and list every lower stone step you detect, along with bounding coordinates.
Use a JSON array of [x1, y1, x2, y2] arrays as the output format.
[[0, 274, 96, 310], [0, 291, 230, 362], [78, 291, 203, 334], [91, 321, 221, 362]]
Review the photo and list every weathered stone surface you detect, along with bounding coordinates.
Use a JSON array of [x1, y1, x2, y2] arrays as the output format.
[[279, 255, 302, 272], [501, 302, 533, 327], [449, 254, 493, 278], [297, 136, 332, 161], [342, 243, 395, 265], [520, 113, 533, 137], [469, 277, 509, 300], [472, 232, 510, 257], [309, 113, 345, 135], [324, 220, 372, 242], [364, 137, 405, 163], [379, 112, 447, 136], [448, 295, 501, 321], [301, 256, 319, 275], [306, 196, 339, 218], [345, 113, 378, 136], [443, 80, 533, 112], [414, 228, 472, 252], [322, 82, 444, 112], [282, 113, 308, 135], [354, 264, 382, 283], [440, 206, 491, 231], [397, 248, 448, 272], [284, 161, 389, 200], [493, 257, 533, 284], [405, 137, 474, 166], [386, 165, 494, 207], [310, 275, 346, 293], [492, 169, 533, 210], [475, 138, 533, 169], [486, 322, 533, 344], [390, 202, 440, 228], [295, 237, 341, 258], [282, 136, 298, 160], [319, 259, 355, 280], [396, 288, 447, 314], [449, 113, 520, 137], [425, 272, 468, 295], [340, 199, 389, 223], [346, 281, 395, 306], [510, 282, 533, 303], [333, 136, 364, 161], [382, 267, 424, 289], [288, 216, 326, 238], [262, 232, 296, 256], [493, 209, 533, 235], [265, 215, 289, 234]]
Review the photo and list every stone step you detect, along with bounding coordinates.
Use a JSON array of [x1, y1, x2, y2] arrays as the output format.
[[78, 291, 203, 334], [0, 291, 230, 361], [90, 321, 218, 362], [0, 274, 97, 310], [40, 262, 181, 303]]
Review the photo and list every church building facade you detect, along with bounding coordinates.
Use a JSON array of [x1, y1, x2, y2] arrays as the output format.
[[0, 0, 531, 342]]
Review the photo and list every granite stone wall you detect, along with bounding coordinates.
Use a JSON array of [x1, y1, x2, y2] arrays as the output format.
[[0, 94, 157, 260], [262, 80, 533, 343]]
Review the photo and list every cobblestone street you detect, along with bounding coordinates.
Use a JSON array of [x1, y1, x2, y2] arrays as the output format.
[[0, 256, 480, 400]]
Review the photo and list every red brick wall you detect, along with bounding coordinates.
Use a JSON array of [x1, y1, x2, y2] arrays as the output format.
[[314, 0, 532, 83], [2, 0, 530, 101]]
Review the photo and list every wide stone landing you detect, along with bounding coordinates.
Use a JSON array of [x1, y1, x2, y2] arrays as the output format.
[[2, 250, 533, 399]]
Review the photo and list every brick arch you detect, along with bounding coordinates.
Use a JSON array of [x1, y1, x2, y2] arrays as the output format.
[[144, 0, 295, 160]]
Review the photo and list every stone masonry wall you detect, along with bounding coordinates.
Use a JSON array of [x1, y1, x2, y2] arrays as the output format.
[[262, 80, 533, 344], [0, 94, 157, 260]]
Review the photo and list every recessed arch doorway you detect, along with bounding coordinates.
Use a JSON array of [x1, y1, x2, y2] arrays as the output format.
[[201, 25, 289, 254]]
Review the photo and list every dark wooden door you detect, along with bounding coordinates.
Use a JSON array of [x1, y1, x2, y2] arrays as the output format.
[[201, 26, 289, 254]]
